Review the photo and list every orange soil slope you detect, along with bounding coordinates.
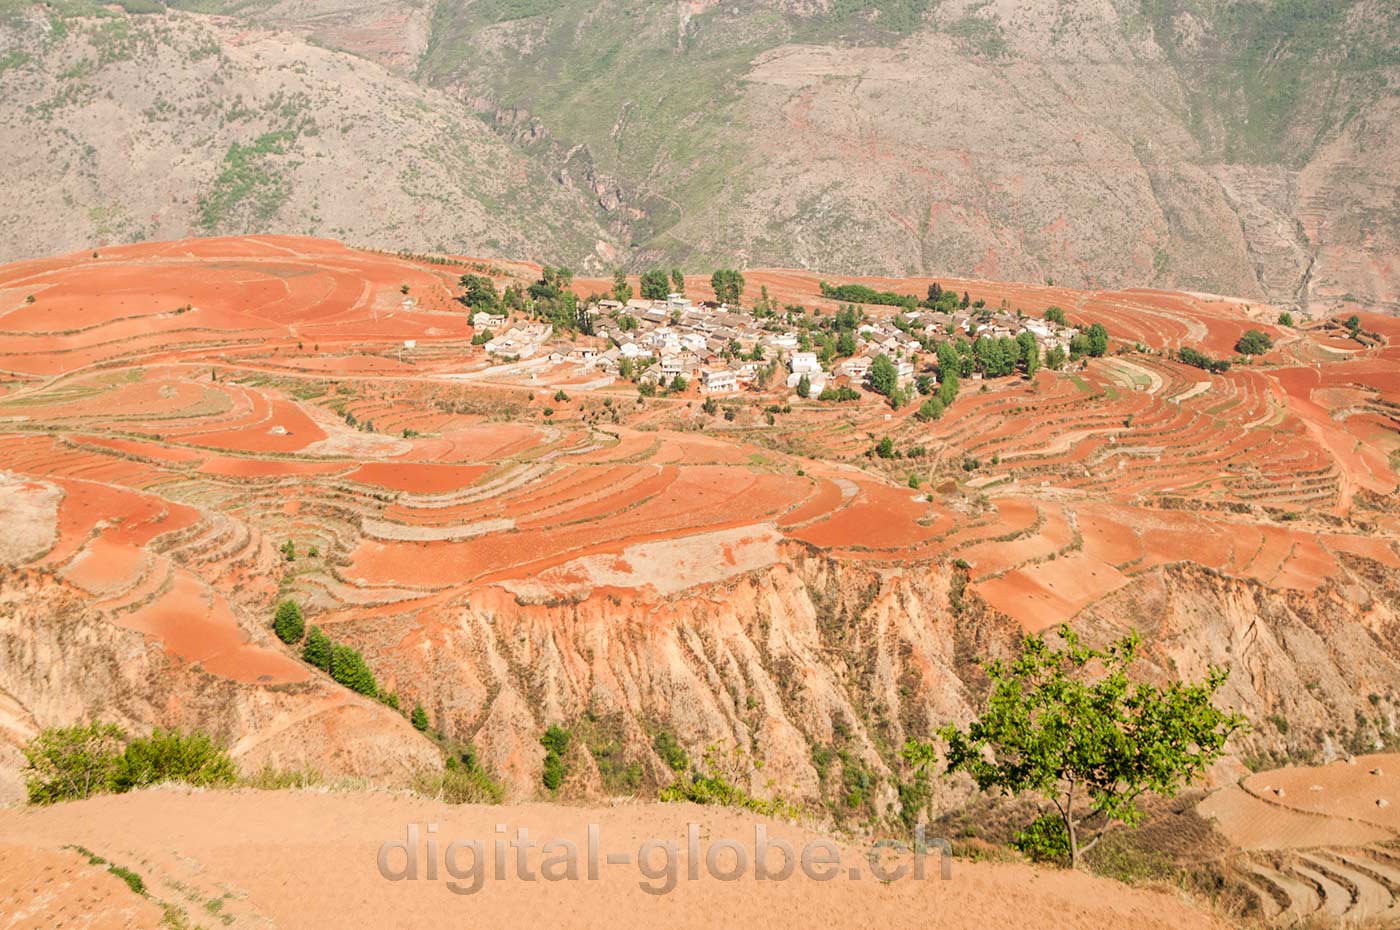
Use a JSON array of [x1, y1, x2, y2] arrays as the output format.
[[0, 236, 1395, 644]]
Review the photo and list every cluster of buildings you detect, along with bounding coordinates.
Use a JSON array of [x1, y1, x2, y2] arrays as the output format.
[[471, 295, 1079, 396]]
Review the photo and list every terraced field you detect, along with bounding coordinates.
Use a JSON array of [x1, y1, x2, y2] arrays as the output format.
[[1, 236, 1397, 827]]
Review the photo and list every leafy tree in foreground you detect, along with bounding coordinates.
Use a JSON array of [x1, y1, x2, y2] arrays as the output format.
[[273, 599, 304, 644], [411, 704, 430, 732], [905, 625, 1243, 870]]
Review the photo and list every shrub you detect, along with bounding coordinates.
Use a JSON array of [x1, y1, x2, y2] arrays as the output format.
[[875, 436, 896, 459], [653, 730, 689, 774], [1277, 311, 1293, 327], [411, 704, 429, 732], [111, 728, 237, 792], [916, 396, 944, 421], [1178, 346, 1231, 374], [22, 723, 126, 805], [414, 752, 505, 804], [330, 643, 378, 696], [108, 864, 146, 895], [302, 625, 332, 671], [272, 600, 304, 644], [540, 725, 572, 790]]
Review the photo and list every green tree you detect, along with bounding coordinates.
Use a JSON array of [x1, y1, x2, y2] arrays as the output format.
[[1086, 322, 1109, 357], [868, 353, 898, 397], [459, 273, 499, 310], [836, 330, 857, 357], [796, 373, 811, 398], [640, 269, 670, 300], [710, 269, 745, 306], [302, 625, 332, 671], [670, 269, 685, 295], [1044, 306, 1067, 326], [21, 722, 126, 805], [916, 396, 944, 421], [411, 704, 430, 732], [1017, 331, 1040, 377], [906, 626, 1244, 870], [330, 643, 378, 696], [875, 436, 895, 458], [611, 268, 632, 304], [1344, 315, 1361, 336], [1235, 329, 1273, 355], [1045, 345, 1067, 370], [273, 599, 304, 644], [1277, 311, 1293, 327]]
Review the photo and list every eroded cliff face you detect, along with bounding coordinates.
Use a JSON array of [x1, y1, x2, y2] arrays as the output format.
[[323, 545, 1400, 816], [0, 566, 438, 804], [4, 539, 1399, 815]]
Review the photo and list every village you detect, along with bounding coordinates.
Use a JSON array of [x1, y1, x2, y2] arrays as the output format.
[[462, 284, 1085, 401]]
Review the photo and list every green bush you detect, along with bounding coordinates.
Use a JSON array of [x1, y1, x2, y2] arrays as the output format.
[[111, 728, 237, 792], [411, 704, 429, 732], [22, 723, 126, 805], [273, 600, 304, 644], [108, 864, 146, 895], [23, 724, 236, 805], [540, 725, 572, 790], [414, 752, 505, 804], [330, 644, 378, 696], [916, 396, 944, 421], [302, 625, 332, 671], [653, 730, 689, 774]]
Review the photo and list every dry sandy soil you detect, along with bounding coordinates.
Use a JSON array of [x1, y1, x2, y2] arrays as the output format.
[[0, 787, 1231, 930]]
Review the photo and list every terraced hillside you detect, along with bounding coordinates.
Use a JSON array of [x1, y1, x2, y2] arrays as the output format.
[[0, 235, 1397, 822]]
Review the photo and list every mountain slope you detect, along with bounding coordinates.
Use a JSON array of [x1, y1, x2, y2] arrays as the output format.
[[0, 3, 615, 264], [0, 0, 1396, 307]]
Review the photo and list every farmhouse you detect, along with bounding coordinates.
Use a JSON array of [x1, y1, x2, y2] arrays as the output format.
[[701, 368, 738, 394]]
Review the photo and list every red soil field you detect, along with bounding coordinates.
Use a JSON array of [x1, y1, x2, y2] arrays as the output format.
[[1, 234, 1395, 647]]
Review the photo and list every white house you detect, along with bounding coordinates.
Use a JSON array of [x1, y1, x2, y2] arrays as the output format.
[[838, 355, 874, 380], [701, 368, 738, 394], [789, 351, 821, 375], [787, 371, 827, 395], [472, 311, 506, 330]]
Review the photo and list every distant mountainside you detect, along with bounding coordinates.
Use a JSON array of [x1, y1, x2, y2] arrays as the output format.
[[1, 0, 1397, 312]]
